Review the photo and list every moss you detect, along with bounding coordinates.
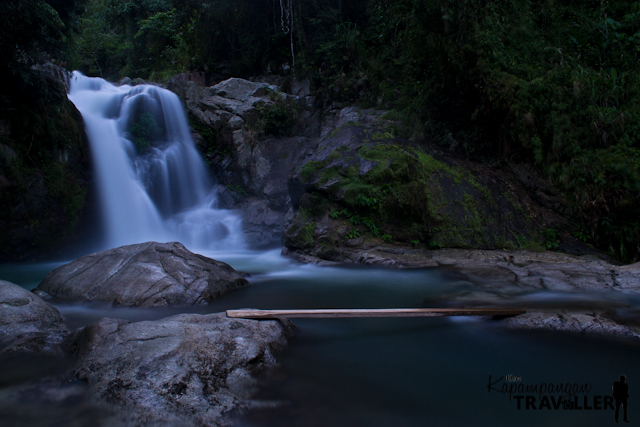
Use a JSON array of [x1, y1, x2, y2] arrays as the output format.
[[301, 159, 328, 181], [318, 166, 341, 186], [298, 132, 544, 248], [371, 131, 394, 141], [328, 151, 341, 161], [301, 221, 317, 244]]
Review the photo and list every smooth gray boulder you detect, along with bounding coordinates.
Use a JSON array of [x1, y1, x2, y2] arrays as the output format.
[[37, 242, 248, 307], [64, 313, 293, 427], [0, 280, 67, 355]]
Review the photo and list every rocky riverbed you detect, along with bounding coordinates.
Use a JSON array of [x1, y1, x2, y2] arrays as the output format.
[[284, 245, 640, 339], [0, 243, 293, 427], [2, 241, 640, 426]]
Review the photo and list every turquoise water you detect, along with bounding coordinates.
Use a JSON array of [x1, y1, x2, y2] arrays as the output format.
[[1, 250, 639, 426]]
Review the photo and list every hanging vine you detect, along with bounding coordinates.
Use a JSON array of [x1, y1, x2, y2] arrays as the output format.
[[280, 0, 295, 72]]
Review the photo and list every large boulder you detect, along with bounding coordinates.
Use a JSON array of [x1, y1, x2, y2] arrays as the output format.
[[37, 242, 248, 307], [283, 124, 553, 261], [0, 280, 67, 356], [63, 313, 293, 427]]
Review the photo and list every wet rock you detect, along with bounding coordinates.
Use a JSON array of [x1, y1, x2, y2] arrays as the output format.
[[502, 312, 640, 340], [241, 198, 286, 248], [64, 313, 293, 427], [283, 247, 640, 302], [0, 280, 67, 356], [168, 75, 320, 249], [37, 242, 248, 307]]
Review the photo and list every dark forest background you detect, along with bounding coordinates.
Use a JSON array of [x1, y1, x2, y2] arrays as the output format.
[[1, 0, 639, 262]]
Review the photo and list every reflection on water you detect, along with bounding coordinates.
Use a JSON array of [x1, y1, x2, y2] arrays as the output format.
[[1, 250, 640, 427]]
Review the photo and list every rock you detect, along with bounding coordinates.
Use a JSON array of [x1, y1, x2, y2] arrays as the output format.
[[37, 242, 248, 307], [211, 78, 277, 102], [290, 78, 311, 98], [283, 124, 549, 260], [502, 312, 640, 340], [281, 246, 640, 304], [64, 313, 293, 427], [0, 280, 67, 356], [240, 198, 286, 248], [33, 63, 71, 92], [319, 105, 387, 138], [168, 75, 320, 249], [0, 67, 94, 262], [508, 163, 572, 217]]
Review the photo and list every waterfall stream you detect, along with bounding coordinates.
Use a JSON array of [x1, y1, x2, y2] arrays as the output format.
[[68, 72, 244, 251], [1, 72, 633, 427]]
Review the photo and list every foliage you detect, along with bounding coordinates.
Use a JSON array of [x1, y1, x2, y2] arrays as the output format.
[[542, 228, 560, 250], [345, 228, 361, 239], [188, 113, 225, 162], [68, 0, 301, 80], [256, 97, 298, 137], [359, 0, 640, 261], [0, 0, 83, 69], [6, 0, 640, 261]]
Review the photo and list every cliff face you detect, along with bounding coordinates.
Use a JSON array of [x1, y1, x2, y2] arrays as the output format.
[[0, 68, 599, 261], [168, 74, 321, 248], [171, 75, 604, 261], [0, 65, 95, 261]]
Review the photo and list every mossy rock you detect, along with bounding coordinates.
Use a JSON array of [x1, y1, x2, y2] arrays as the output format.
[[286, 124, 545, 254]]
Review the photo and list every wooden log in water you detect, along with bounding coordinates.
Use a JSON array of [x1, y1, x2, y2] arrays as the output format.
[[226, 308, 526, 319]]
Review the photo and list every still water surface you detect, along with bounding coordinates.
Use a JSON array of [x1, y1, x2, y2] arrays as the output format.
[[1, 250, 638, 427]]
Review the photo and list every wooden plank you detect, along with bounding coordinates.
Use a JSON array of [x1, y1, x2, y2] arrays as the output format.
[[226, 308, 526, 319]]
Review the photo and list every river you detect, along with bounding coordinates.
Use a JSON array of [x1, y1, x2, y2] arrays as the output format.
[[1, 250, 639, 426], [1, 72, 637, 426]]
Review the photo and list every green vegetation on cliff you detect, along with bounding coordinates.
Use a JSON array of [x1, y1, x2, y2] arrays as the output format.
[[63, 0, 640, 261], [293, 126, 542, 251], [2, 0, 640, 261]]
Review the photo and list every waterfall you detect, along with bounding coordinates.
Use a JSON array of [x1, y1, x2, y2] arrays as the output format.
[[68, 71, 245, 251]]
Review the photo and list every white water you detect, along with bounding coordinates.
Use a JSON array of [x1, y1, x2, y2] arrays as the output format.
[[68, 72, 245, 251]]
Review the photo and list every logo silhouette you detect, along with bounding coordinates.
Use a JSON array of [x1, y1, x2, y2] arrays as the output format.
[[613, 375, 630, 423]]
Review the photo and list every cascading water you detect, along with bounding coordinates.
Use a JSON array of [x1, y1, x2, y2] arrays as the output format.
[[68, 71, 245, 251]]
